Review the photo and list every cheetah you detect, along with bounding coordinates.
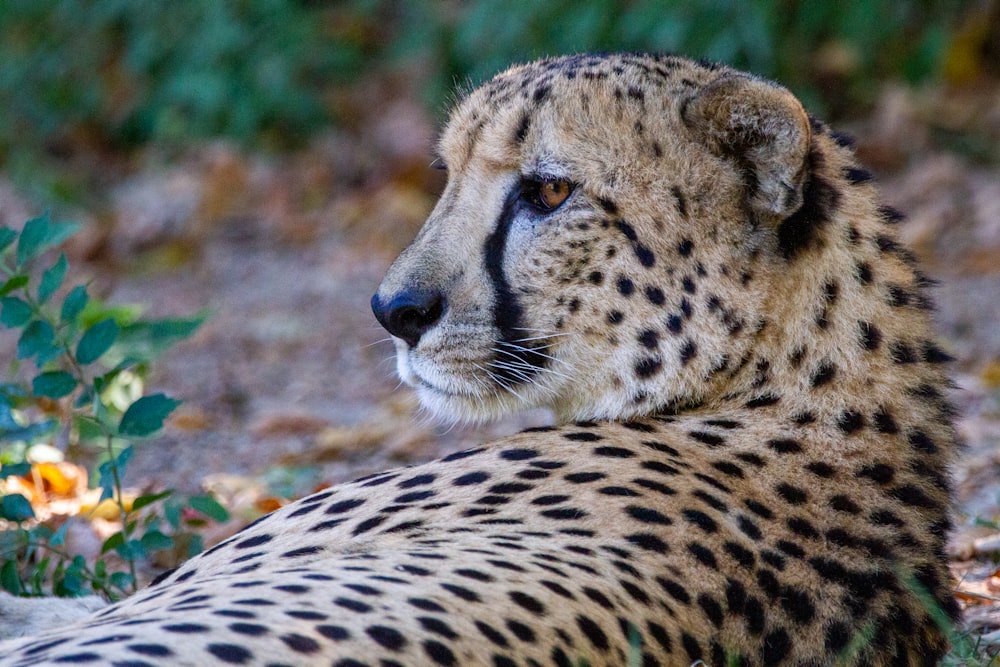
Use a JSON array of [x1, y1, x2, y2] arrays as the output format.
[[0, 53, 959, 666]]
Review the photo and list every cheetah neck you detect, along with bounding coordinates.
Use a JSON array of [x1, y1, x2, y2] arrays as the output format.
[[699, 131, 956, 462]]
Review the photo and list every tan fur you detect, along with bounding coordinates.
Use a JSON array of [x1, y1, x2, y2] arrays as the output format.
[[0, 54, 957, 667]]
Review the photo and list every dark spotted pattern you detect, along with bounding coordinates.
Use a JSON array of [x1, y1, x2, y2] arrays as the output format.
[[0, 53, 959, 667]]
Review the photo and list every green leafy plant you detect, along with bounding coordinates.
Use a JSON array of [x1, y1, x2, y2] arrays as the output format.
[[0, 214, 222, 600]]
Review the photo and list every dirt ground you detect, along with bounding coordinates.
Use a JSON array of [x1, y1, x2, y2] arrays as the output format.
[[3, 76, 1000, 648]]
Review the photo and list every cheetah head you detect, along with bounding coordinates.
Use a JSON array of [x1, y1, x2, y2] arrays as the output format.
[[373, 54, 812, 423]]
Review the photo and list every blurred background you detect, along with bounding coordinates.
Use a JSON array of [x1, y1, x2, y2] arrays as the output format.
[[3, 0, 1000, 645]]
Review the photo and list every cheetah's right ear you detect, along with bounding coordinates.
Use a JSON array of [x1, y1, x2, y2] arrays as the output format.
[[683, 74, 811, 221]]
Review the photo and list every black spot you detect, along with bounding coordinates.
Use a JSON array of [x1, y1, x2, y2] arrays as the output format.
[[281, 633, 320, 654], [398, 473, 436, 488], [453, 471, 490, 486], [617, 276, 634, 295], [856, 261, 874, 284], [626, 506, 672, 525], [767, 438, 802, 454], [682, 276, 696, 294], [440, 583, 481, 602], [872, 408, 899, 434], [825, 621, 850, 654], [890, 484, 938, 508], [423, 640, 457, 666], [908, 430, 938, 454], [599, 198, 619, 214], [500, 448, 538, 461], [805, 461, 835, 477], [844, 167, 873, 184], [744, 499, 774, 519], [206, 644, 254, 664], [666, 314, 683, 334], [682, 508, 718, 533], [745, 394, 780, 409], [787, 516, 819, 539], [234, 534, 273, 549], [830, 495, 861, 514], [687, 542, 718, 569], [577, 615, 610, 651], [475, 621, 509, 647], [325, 498, 366, 514], [810, 361, 836, 388], [564, 431, 604, 442], [638, 329, 659, 349], [760, 627, 792, 663], [509, 591, 545, 615], [607, 310, 624, 324], [735, 452, 765, 467], [688, 430, 725, 447], [737, 515, 763, 540], [506, 619, 536, 642], [679, 339, 697, 365], [923, 342, 954, 363], [634, 357, 662, 378], [711, 461, 744, 478], [678, 237, 694, 256], [890, 341, 918, 364], [860, 321, 882, 350], [887, 284, 911, 307], [565, 472, 605, 483], [316, 625, 351, 641], [514, 113, 532, 143], [645, 286, 666, 305], [857, 463, 895, 484], [837, 410, 864, 434], [697, 593, 725, 628], [681, 632, 703, 661], [775, 483, 808, 504], [722, 541, 755, 568], [626, 533, 669, 553], [541, 507, 588, 520]]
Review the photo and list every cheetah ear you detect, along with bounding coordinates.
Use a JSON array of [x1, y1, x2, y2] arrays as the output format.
[[684, 74, 811, 220]]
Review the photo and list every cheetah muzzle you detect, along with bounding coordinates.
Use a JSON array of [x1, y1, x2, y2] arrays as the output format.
[[2, 53, 958, 667]]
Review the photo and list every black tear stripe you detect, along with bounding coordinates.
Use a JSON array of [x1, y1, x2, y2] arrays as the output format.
[[482, 183, 552, 385]]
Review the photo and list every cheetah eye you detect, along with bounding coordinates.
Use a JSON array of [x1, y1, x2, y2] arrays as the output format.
[[430, 157, 447, 171], [522, 179, 574, 212]]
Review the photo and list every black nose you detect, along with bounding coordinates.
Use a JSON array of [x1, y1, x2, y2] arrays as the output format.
[[371, 290, 445, 348]]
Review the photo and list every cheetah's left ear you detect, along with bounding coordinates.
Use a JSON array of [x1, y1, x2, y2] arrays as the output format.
[[683, 74, 811, 220]]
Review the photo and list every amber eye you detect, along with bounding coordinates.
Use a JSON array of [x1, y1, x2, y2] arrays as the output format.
[[531, 180, 572, 211]]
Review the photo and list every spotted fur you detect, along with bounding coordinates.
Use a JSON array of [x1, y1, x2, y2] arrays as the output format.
[[0, 53, 958, 667]]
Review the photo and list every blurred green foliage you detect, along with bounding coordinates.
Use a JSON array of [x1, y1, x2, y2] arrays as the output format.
[[0, 0, 967, 162]]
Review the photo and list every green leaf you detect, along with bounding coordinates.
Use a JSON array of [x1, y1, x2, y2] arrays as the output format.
[[100, 532, 124, 555], [16, 215, 79, 266], [117, 314, 206, 360], [109, 571, 133, 591], [0, 296, 33, 327], [50, 520, 70, 547], [32, 371, 77, 399], [15, 215, 50, 265], [17, 319, 57, 362], [0, 227, 16, 254], [60, 285, 89, 323], [115, 538, 146, 561], [76, 318, 119, 364], [119, 394, 180, 437], [38, 254, 68, 304], [0, 275, 29, 297], [0, 462, 31, 478], [140, 530, 174, 552], [188, 494, 230, 523], [97, 446, 133, 502], [132, 490, 172, 512], [1, 493, 35, 522], [0, 560, 22, 595]]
